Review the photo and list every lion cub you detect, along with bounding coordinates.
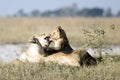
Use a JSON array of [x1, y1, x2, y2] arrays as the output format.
[[47, 26, 73, 53]]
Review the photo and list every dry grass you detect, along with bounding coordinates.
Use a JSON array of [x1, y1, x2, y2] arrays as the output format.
[[0, 56, 120, 80], [0, 18, 120, 80], [0, 17, 120, 46]]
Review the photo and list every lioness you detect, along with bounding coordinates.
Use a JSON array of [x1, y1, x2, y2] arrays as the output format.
[[19, 34, 50, 62], [47, 26, 73, 54], [19, 35, 96, 66]]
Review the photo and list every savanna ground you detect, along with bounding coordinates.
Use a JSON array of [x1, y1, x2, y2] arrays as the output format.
[[0, 17, 120, 80]]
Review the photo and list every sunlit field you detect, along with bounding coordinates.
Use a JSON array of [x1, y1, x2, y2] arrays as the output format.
[[0, 17, 120, 80], [0, 17, 120, 46]]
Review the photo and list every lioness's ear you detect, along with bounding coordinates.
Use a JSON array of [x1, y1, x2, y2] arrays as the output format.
[[48, 33, 51, 36], [28, 35, 35, 42]]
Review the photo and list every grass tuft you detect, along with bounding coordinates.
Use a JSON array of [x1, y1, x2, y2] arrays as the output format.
[[0, 56, 120, 80]]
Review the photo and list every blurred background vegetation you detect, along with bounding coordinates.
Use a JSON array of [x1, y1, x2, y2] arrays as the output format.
[[8, 3, 120, 18]]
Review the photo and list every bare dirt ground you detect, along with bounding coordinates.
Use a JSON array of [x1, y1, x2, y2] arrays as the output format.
[[0, 44, 28, 62]]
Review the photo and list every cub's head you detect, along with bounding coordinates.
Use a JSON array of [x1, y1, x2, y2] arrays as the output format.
[[29, 34, 51, 48], [50, 26, 67, 41]]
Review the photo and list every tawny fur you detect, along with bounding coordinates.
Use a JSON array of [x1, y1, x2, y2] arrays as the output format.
[[49, 26, 73, 52], [15, 34, 96, 66], [18, 34, 49, 63]]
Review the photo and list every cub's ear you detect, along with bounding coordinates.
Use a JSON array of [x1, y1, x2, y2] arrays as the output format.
[[56, 26, 62, 32], [56, 26, 62, 29]]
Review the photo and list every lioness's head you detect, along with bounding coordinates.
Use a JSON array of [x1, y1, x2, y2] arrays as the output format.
[[50, 26, 67, 41], [29, 34, 51, 48]]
